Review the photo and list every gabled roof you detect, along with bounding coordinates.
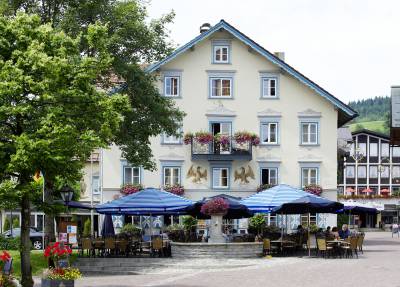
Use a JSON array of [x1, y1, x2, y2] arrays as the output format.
[[146, 20, 358, 126], [352, 128, 389, 140]]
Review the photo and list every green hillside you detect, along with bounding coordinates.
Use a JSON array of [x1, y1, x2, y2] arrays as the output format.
[[348, 97, 389, 135]]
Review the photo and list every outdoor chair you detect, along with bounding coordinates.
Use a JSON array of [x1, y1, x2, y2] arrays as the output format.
[[357, 234, 365, 254], [104, 237, 116, 256], [263, 239, 271, 255], [117, 239, 129, 257], [316, 238, 333, 258], [151, 237, 164, 257], [93, 238, 104, 257], [342, 237, 358, 258], [81, 238, 93, 257]]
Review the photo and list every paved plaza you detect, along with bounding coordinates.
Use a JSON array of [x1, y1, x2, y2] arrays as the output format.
[[34, 232, 400, 287]]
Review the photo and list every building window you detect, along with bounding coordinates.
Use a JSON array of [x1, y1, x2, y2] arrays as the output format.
[[261, 168, 278, 185], [358, 143, 367, 157], [301, 213, 317, 226], [261, 77, 278, 98], [380, 166, 389, 178], [393, 147, 400, 157], [212, 167, 229, 189], [164, 76, 179, 97], [210, 78, 232, 98], [213, 45, 229, 63], [301, 167, 318, 187], [163, 167, 181, 186], [260, 122, 278, 144], [381, 143, 389, 158], [369, 166, 378, 178], [393, 166, 400, 182], [123, 166, 141, 185], [301, 122, 318, 145], [346, 166, 355, 178], [369, 143, 378, 157], [357, 166, 366, 178], [92, 175, 100, 194], [162, 133, 181, 144]]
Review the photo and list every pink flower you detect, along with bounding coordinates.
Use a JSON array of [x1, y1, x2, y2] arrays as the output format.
[[201, 197, 229, 216]]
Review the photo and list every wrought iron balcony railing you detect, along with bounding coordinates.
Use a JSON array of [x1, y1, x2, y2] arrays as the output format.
[[190, 138, 253, 161]]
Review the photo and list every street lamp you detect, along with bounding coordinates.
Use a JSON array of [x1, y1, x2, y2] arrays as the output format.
[[60, 185, 74, 206]]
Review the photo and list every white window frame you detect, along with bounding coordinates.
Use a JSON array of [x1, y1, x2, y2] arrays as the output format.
[[212, 167, 229, 189], [261, 168, 278, 185], [301, 122, 319, 145], [261, 77, 278, 98], [369, 143, 378, 157], [260, 122, 279, 144], [357, 166, 367, 178], [164, 76, 180, 97], [92, 175, 100, 195], [381, 142, 390, 158], [123, 166, 141, 185], [163, 166, 181, 186], [369, 166, 378, 179], [301, 167, 319, 187], [213, 45, 230, 63], [210, 77, 232, 98]]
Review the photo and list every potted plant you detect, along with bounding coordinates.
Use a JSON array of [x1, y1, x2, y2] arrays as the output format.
[[0, 251, 18, 287], [256, 183, 275, 192], [251, 133, 260, 146], [120, 183, 144, 196], [183, 132, 194, 145], [119, 224, 142, 238], [163, 184, 185, 196], [303, 184, 323, 196], [42, 243, 81, 287]]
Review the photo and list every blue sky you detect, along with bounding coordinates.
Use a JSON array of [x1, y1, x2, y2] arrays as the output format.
[[148, 0, 400, 103]]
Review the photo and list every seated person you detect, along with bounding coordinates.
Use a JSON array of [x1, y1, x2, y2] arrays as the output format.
[[339, 224, 350, 239], [296, 225, 305, 234], [331, 227, 340, 239]]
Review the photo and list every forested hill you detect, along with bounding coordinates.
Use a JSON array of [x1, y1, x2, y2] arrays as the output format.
[[348, 96, 390, 122], [347, 96, 390, 134]]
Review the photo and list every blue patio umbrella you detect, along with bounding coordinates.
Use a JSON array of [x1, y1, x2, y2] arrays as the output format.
[[95, 188, 193, 215], [101, 214, 115, 237], [271, 194, 344, 214], [240, 184, 318, 213], [336, 200, 378, 225]]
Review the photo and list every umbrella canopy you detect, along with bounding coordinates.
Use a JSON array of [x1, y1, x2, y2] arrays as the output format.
[[186, 194, 253, 219], [337, 200, 378, 215], [101, 214, 115, 237], [54, 200, 93, 210], [240, 184, 317, 213], [272, 194, 344, 214], [95, 188, 193, 215]]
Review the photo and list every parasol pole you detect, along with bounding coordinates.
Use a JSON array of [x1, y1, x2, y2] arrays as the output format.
[[308, 212, 311, 257]]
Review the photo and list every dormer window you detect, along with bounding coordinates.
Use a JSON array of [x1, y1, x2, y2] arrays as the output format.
[[212, 40, 231, 64]]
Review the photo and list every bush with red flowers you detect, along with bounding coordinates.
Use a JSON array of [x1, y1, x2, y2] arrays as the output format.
[[303, 184, 323, 196], [194, 131, 214, 145], [200, 197, 229, 216], [120, 183, 144, 195], [163, 184, 185, 196], [234, 131, 253, 145], [183, 132, 194, 145], [44, 242, 72, 266], [0, 250, 11, 270]]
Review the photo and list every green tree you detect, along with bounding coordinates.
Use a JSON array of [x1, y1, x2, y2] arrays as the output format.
[[249, 214, 266, 236], [3, 217, 10, 232], [12, 217, 20, 229], [82, 219, 91, 238], [0, 13, 127, 286]]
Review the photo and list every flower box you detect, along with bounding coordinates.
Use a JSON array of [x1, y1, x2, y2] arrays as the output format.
[[41, 279, 75, 287]]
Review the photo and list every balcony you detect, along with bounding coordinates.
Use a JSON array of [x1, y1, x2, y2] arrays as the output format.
[[189, 137, 253, 161]]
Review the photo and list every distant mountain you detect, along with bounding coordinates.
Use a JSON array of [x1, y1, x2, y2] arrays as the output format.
[[347, 96, 390, 134]]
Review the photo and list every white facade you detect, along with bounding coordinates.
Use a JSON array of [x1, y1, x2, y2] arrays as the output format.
[[95, 21, 357, 229]]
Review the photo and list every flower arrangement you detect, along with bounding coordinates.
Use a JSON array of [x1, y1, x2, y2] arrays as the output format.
[[120, 183, 144, 195], [163, 184, 185, 196], [44, 242, 72, 264], [214, 134, 230, 147], [200, 197, 229, 216], [0, 250, 11, 267], [256, 184, 275, 192], [338, 193, 400, 199], [303, 184, 323, 196], [42, 267, 82, 281], [251, 133, 260, 146], [183, 132, 194, 145], [234, 131, 253, 144], [194, 131, 213, 145]]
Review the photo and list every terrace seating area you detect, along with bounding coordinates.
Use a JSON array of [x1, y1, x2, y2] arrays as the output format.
[[79, 235, 171, 258]]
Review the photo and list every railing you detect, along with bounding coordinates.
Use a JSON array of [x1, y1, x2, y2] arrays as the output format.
[[190, 137, 252, 161]]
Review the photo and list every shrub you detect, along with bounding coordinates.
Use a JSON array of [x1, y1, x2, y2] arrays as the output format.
[[303, 184, 323, 196], [200, 197, 229, 216], [165, 224, 185, 242], [249, 214, 266, 236], [12, 218, 19, 228], [163, 184, 184, 196], [82, 219, 91, 237], [120, 224, 141, 237], [182, 216, 197, 232], [0, 236, 20, 250], [3, 217, 10, 231]]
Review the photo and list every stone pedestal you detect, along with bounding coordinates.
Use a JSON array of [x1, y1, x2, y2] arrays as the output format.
[[209, 214, 225, 243]]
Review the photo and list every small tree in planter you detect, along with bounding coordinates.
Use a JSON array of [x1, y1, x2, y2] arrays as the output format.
[[163, 184, 185, 196], [303, 184, 323, 196], [120, 183, 144, 196], [249, 214, 266, 240], [42, 242, 81, 287], [82, 219, 91, 238], [201, 198, 229, 243]]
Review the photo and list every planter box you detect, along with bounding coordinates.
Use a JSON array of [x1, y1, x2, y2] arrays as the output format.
[[41, 279, 74, 287]]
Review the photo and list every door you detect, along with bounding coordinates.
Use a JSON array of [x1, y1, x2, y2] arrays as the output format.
[[211, 122, 232, 153]]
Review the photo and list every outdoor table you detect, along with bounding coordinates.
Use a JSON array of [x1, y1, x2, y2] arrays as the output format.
[[326, 240, 350, 257], [271, 240, 296, 255]]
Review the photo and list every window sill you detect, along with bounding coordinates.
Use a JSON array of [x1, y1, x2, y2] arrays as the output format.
[[260, 143, 280, 147], [260, 96, 279, 100], [212, 62, 232, 65], [212, 187, 230, 190], [209, 96, 233, 100], [163, 95, 182, 99], [299, 144, 320, 147], [161, 142, 183, 146]]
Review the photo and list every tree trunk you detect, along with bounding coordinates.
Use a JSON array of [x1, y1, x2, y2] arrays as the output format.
[[20, 193, 33, 287], [44, 179, 56, 246]]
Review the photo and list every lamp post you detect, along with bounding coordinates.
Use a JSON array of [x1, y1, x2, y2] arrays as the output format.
[[60, 185, 74, 208]]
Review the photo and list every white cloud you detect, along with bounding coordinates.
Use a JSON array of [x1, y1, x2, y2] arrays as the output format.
[[147, 0, 400, 102]]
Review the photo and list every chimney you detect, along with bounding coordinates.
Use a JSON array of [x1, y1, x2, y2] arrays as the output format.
[[274, 52, 285, 61], [200, 23, 211, 33]]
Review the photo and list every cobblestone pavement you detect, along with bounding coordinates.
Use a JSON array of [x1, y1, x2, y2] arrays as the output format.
[[35, 232, 400, 287]]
